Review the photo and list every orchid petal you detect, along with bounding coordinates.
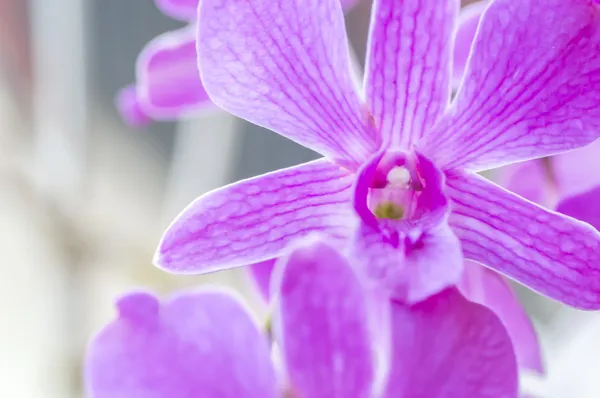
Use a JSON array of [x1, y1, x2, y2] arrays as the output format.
[[421, 0, 600, 171], [447, 171, 600, 309], [154, 0, 198, 21], [351, 222, 463, 304], [557, 185, 600, 232], [248, 259, 277, 300], [383, 288, 518, 398], [459, 261, 544, 374], [155, 159, 355, 273], [85, 291, 277, 398], [197, 0, 378, 166], [452, 1, 487, 88], [115, 85, 152, 127], [552, 140, 600, 199], [493, 160, 548, 206], [137, 26, 212, 121], [364, 0, 458, 148], [277, 240, 373, 398]]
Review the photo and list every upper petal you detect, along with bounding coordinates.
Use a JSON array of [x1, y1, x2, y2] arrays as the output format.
[[420, 0, 600, 171], [137, 26, 213, 121], [364, 0, 458, 148], [276, 240, 374, 398], [452, 1, 488, 88], [197, 0, 377, 166], [155, 0, 198, 21], [155, 159, 355, 273], [383, 288, 518, 398], [447, 171, 600, 309], [85, 291, 277, 398], [459, 261, 544, 374]]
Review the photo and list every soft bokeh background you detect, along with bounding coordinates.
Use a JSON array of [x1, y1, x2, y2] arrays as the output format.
[[0, 0, 598, 397]]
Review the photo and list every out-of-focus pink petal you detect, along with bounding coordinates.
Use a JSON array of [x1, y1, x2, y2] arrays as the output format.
[[85, 291, 277, 398], [137, 26, 212, 121], [557, 185, 600, 232], [364, 0, 458, 148], [421, 0, 600, 171], [155, 0, 198, 21], [493, 159, 548, 205], [351, 222, 463, 304], [197, 0, 378, 167], [115, 85, 152, 127], [248, 259, 277, 300], [452, 1, 488, 87], [459, 261, 544, 374], [447, 171, 600, 309], [552, 140, 600, 199], [155, 159, 355, 273], [383, 288, 518, 398], [340, 0, 360, 9], [277, 240, 373, 398]]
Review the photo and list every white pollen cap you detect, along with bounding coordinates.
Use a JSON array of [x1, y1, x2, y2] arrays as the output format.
[[386, 166, 411, 186]]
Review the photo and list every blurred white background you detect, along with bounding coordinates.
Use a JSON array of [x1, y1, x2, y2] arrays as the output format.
[[0, 0, 599, 397]]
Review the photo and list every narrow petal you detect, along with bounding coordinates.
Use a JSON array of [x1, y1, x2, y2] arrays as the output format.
[[383, 288, 518, 398], [364, 0, 458, 148], [197, 0, 378, 166], [452, 1, 488, 87], [137, 26, 212, 120], [154, 0, 198, 21], [115, 85, 152, 127], [351, 222, 463, 304], [556, 185, 600, 232], [248, 259, 277, 300], [459, 261, 544, 374], [447, 171, 600, 309], [85, 291, 277, 398], [155, 159, 355, 273], [421, 0, 600, 171], [277, 240, 373, 398]]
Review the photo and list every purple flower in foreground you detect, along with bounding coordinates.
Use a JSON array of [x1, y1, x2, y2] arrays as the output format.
[[86, 241, 518, 397], [156, 0, 600, 309], [116, 0, 360, 125]]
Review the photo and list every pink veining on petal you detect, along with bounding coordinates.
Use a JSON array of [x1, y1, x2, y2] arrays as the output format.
[[447, 171, 600, 309], [197, 0, 378, 166], [383, 288, 519, 398], [137, 26, 213, 120], [452, 1, 488, 88], [421, 0, 600, 171], [459, 261, 544, 374], [115, 85, 152, 127], [155, 159, 356, 273], [364, 0, 458, 148]]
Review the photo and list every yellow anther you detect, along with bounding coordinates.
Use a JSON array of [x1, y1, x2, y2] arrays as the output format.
[[374, 202, 405, 220]]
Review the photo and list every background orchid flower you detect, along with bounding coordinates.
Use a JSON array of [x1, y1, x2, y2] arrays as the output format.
[[156, 0, 600, 309], [86, 240, 518, 397], [115, 0, 360, 126], [116, 0, 212, 126]]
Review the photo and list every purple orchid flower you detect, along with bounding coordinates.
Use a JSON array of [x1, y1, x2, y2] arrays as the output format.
[[116, 0, 359, 125], [86, 240, 518, 397], [156, 0, 600, 309]]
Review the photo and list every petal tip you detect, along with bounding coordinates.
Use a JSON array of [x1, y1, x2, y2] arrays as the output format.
[[116, 291, 160, 326], [115, 85, 152, 127]]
